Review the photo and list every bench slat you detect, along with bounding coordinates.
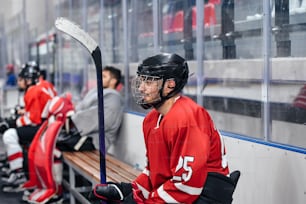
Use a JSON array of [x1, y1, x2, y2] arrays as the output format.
[[64, 152, 100, 181], [106, 154, 141, 177], [62, 150, 142, 204], [63, 150, 141, 184], [81, 151, 140, 182], [74, 151, 137, 182], [64, 152, 122, 183], [78, 150, 141, 179]]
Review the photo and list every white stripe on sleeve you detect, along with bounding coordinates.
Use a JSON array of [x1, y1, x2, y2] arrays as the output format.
[[174, 183, 203, 195], [157, 185, 179, 203]]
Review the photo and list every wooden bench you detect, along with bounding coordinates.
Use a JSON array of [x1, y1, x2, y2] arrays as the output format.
[[62, 150, 141, 204]]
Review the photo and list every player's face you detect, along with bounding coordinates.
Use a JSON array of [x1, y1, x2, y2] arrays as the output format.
[[102, 70, 115, 89], [137, 75, 162, 103], [17, 77, 26, 90]]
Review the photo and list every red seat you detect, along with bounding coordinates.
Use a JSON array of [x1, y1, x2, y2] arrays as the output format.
[[293, 85, 306, 109], [116, 82, 124, 92], [192, 3, 216, 29], [209, 0, 221, 5], [172, 10, 184, 32], [163, 14, 174, 33]]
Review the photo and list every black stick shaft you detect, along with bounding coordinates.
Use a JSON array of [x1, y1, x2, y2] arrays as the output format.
[[92, 47, 106, 184]]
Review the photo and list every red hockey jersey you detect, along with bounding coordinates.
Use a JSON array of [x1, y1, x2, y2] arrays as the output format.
[[16, 84, 52, 127], [37, 78, 57, 119], [37, 78, 57, 98], [134, 96, 229, 203]]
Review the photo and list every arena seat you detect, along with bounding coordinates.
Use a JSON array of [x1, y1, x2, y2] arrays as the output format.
[[160, 3, 217, 34], [163, 14, 174, 33], [172, 10, 184, 32], [192, 3, 217, 29]]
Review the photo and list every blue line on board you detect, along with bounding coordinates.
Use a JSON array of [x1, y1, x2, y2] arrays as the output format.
[[220, 131, 306, 155], [126, 111, 306, 154]]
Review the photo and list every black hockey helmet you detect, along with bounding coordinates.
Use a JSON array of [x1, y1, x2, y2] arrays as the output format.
[[137, 53, 189, 92], [133, 53, 189, 109], [19, 61, 40, 85]]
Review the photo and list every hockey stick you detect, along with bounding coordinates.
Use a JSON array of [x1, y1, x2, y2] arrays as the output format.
[[55, 17, 106, 184]]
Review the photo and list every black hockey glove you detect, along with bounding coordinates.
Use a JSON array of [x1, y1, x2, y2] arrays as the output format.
[[0, 117, 9, 134], [11, 105, 24, 119], [5, 117, 16, 129], [89, 182, 133, 203]]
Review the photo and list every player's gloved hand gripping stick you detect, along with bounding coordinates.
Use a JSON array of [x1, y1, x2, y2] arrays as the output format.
[[90, 182, 133, 202]]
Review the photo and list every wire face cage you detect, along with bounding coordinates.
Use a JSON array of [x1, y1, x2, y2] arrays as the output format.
[[131, 75, 163, 105]]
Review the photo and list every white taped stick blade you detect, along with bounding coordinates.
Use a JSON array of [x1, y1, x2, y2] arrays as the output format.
[[55, 17, 98, 53]]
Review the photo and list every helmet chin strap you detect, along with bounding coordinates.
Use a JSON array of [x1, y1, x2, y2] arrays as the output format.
[[18, 87, 25, 92], [141, 98, 165, 110], [140, 103, 153, 109], [139, 79, 178, 110], [140, 98, 163, 110], [143, 86, 176, 110], [152, 89, 176, 109]]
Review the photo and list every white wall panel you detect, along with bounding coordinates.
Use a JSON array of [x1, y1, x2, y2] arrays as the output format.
[[224, 136, 306, 204]]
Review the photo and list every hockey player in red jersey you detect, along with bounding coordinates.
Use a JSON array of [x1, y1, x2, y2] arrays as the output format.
[[26, 62, 57, 119], [37, 68, 57, 98], [0, 62, 53, 192], [90, 53, 240, 203]]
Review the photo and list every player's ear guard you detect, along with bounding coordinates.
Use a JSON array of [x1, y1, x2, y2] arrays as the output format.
[[90, 182, 132, 202]]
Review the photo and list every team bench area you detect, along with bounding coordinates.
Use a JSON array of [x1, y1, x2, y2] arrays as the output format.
[[62, 150, 142, 204]]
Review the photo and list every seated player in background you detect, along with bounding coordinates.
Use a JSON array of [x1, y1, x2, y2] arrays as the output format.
[[0, 62, 54, 192], [63, 66, 124, 152], [5, 64, 17, 86]]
